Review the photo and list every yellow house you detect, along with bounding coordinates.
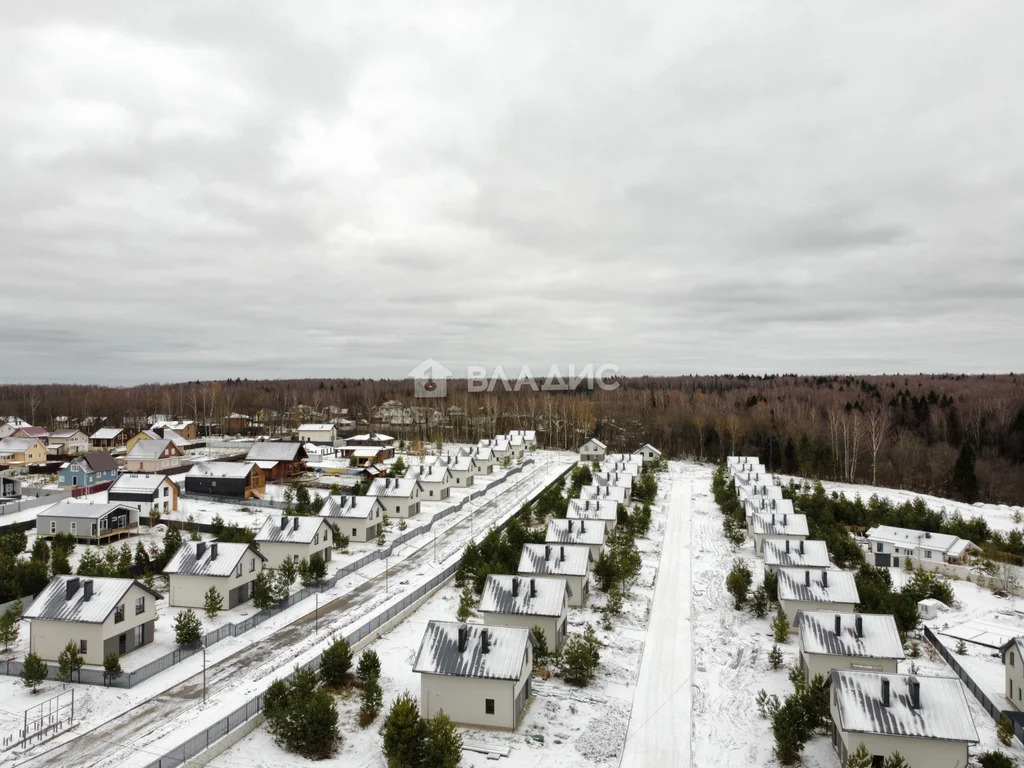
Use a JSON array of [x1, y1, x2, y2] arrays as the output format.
[[0, 437, 47, 464]]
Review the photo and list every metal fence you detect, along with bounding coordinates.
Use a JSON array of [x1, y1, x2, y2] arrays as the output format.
[[0, 491, 71, 517], [922, 625, 1023, 744], [0, 461, 536, 693], [0, 593, 35, 617], [178, 492, 288, 510], [142, 459, 568, 768]]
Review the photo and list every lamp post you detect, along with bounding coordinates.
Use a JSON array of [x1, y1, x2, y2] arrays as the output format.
[[385, 557, 389, 593], [202, 644, 207, 704], [315, 593, 319, 634]]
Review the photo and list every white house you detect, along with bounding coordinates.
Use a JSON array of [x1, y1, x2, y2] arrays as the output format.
[[777, 568, 860, 630], [320, 495, 384, 542], [763, 539, 830, 573], [545, 518, 605, 560], [799, 612, 904, 683], [297, 423, 337, 445], [441, 455, 476, 488], [478, 574, 570, 652], [414, 621, 534, 730], [743, 496, 793, 531], [255, 515, 334, 569], [828, 671, 978, 768], [124, 438, 184, 472], [479, 437, 513, 462], [508, 429, 537, 448], [578, 438, 607, 463], [23, 575, 161, 666], [738, 483, 785, 505], [592, 471, 633, 501], [367, 477, 423, 518], [751, 512, 809, 554], [566, 499, 619, 532], [163, 540, 267, 609], [518, 543, 592, 608], [107, 473, 179, 515], [410, 465, 452, 501], [468, 447, 497, 475], [635, 444, 662, 464], [47, 429, 89, 455], [865, 525, 980, 571]]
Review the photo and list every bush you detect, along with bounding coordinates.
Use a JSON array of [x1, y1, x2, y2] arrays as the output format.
[[359, 673, 383, 727], [726, 559, 753, 609], [358, 650, 382, 683], [998, 714, 1015, 746], [882, 752, 910, 768], [956, 639, 968, 655], [844, 741, 872, 768], [173, 609, 203, 646], [422, 711, 463, 768], [321, 637, 353, 687], [768, 644, 783, 670], [749, 585, 769, 618], [978, 751, 1016, 768], [203, 586, 223, 618]]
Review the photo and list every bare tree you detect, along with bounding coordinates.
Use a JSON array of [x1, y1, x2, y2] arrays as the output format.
[[865, 408, 891, 486]]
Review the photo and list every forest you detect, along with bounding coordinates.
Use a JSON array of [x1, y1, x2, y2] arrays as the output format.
[[2, 372, 1023, 504]]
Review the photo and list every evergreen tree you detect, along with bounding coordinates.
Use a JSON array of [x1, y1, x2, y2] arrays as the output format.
[[750, 585, 769, 618], [768, 644, 784, 670], [173, 608, 203, 646], [772, 607, 791, 642], [882, 752, 910, 768], [252, 571, 275, 609], [264, 668, 341, 759], [21, 651, 48, 693], [531, 626, 549, 658], [163, 526, 183, 561], [116, 543, 133, 577], [951, 443, 980, 502], [357, 649, 382, 683], [203, 586, 223, 618], [998, 714, 1015, 746], [57, 640, 84, 683], [0, 608, 19, 651], [844, 742, 872, 768], [320, 636, 353, 687], [308, 552, 327, 583], [956, 639, 968, 655], [381, 692, 426, 768], [359, 672, 383, 726], [31, 538, 50, 564], [456, 585, 475, 622], [50, 546, 72, 576], [771, 694, 811, 765], [726, 559, 753, 608], [977, 751, 1016, 768], [104, 652, 123, 682], [134, 541, 150, 570], [423, 711, 462, 768], [297, 557, 313, 587]]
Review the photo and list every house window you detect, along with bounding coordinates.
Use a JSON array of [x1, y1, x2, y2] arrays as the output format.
[[134, 624, 144, 646], [485, 699, 495, 715], [163, 487, 169, 497], [80, 639, 87, 653], [875, 542, 882, 552], [314, 533, 319, 545], [236, 563, 242, 577], [115, 605, 125, 623], [136, 596, 145, 615], [71, 522, 77, 535], [250, 558, 256, 573], [429, 490, 434, 497], [396, 506, 400, 513], [352, 528, 357, 536], [50, 521, 56, 534], [925, 550, 933, 559]]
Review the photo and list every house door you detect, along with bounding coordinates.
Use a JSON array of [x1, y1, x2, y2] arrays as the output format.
[[892, 557, 900, 568], [119, 634, 127, 654]]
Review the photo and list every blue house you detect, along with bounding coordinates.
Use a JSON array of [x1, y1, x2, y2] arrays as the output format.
[[58, 452, 119, 490]]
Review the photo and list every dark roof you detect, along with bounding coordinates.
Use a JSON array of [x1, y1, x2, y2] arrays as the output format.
[[24, 576, 161, 623], [79, 452, 118, 473], [413, 621, 532, 680], [245, 442, 308, 462]]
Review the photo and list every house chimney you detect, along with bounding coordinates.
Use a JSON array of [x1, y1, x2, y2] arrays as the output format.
[[210, 542, 218, 561], [512, 578, 519, 597], [481, 628, 490, 654], [545, 545, 551, 561], [805, 570, 811, 586], [560, 546, 565, 562], [799, 540, 805, 554], [281, 516, 288, 530], [785, 540, 790, 553], [293, 517, 299, 531], [83, 579, 94, 602], [457, 626, 468, 653], [909, 677, 920, 709], [580, 520, 586, 534], [66, 577, 80, 600], [834, 615, 842, 636], [568, 519, 573, 532], [196, 541, 206, 560], [771, 513, 776, 525], [783, 514, 788, 526], [881, 678, 891, 707], [530, 578, 537, 598], [855, 615, 863, 638], [821, 571, 828, 588]]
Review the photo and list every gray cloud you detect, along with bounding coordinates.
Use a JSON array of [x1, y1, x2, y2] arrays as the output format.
[[1, 0, 1023, 385]]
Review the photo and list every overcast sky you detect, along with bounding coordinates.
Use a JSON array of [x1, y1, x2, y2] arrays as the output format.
[[2, 1, 1022, 385]]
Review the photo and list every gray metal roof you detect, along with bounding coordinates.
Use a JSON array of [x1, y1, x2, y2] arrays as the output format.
[[545, 519, 606, 547], [751, 512, 810, 537], [90, 428, 124, 440], [865, 525, 979, 558], [126, 439, 180, 460], [478, 574, 570, 617], [24, 576, 161, 624], [40, 500, 138, 520], [320, 495, 382, 520], [764, 539, 830, 568], [799, 612, 905, 660], [830, 670, 979, 743], [579, 485, 627, 501], [245, 442, 307, 462], [256, 515, 330, 544], [518, 543, 592, 577], [163, 541, 266, 577], [187, 461, 257, 479], [777, 568, 860, 605], [413, 621, 531, 681], [109, 473, 177, 495], [566, 499, 618, 521], [368, 477, 421, 498]]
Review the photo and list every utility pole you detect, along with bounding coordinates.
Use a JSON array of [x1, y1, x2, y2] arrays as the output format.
[[202, 644, 207, 704], [315, 593, 319, 633]]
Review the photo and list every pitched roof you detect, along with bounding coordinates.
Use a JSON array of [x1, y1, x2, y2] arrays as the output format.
[[413, 621, 531, 681], [151, 420, 194, 431], [638, 444, 662, 455], [865, 525, 980, 557], [49, 429, 86, 440], [187, 461, 257, 479], [126, 439, 180, 460], [298, 423, 335, 432], [830, 670, 979, 743], [256, 515, 330, 544], [0, 438, 39, 453], [23, 576, 161, 624], [579, 485, 627, 502], [799, 611, 905, 660], [77, 451, 118, 473], [90, 428, 124, 440], [518, 543, 592, 577], [347, 433, 395, 444], [777, 568, 860, 605], [764, 539, 830, 569], [40, 500, 137, 520], [245, 442, 307, 462], [742, 495, 791, 513], [580, 438, 607, 450], [566, 499, 618, 521], [478, 574, 570, 617], [410, 465, 450, 483], [368, 477, 421, 497], [751, 512, 810, 538], [163, 540, 266, 577], [545, 518, 606, 547], [17, 426, 49, 438], [320, 495, 383, 520], [109, 473, 177, 495]]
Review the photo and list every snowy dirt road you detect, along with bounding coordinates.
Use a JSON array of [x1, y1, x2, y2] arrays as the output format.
[[620, 463, 694, 768]]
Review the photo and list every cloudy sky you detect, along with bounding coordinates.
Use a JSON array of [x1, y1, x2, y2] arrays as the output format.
[[2, 1, 1022, 385]]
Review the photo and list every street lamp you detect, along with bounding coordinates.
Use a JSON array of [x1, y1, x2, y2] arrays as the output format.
[[202, 644, 207, 704], [385, 557, 389, 593], [315, 593, 319, 634]]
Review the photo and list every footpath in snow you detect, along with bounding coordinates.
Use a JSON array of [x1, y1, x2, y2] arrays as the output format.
[[621, 464, 693, 768]]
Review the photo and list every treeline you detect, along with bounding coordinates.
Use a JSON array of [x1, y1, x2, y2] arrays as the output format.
[[4, 372, 1023, 503]]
